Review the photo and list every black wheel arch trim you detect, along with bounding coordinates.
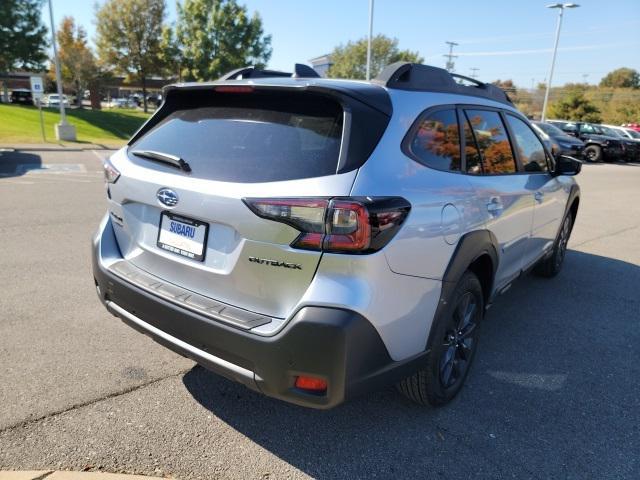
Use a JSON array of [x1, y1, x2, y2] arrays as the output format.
[[424, 230, 498, 353], [442, 230, 499, 287], [563, 184, 580, 234]]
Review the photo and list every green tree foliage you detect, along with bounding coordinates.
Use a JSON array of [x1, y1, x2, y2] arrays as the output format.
[[327, 35, 423, 80], [95, 0, 167, 112], [599, 68, 640, 89], [50, 16, 97, 107], [0, 0, 48, 100], [548, 89, 602, 123], [0, 0, 48, 72], [174, 0, 272, 82]]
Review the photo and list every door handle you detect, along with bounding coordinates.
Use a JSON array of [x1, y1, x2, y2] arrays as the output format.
[[487, 197, 504, 215], [534, 191, 544, 203]]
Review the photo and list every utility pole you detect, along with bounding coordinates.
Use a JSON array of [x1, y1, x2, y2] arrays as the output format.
[[541, 3, 580, 122], [366, 0, 374, 81], [582, 73, 589, 84], [444, 41, 458, 72], [47, 0, 76, 141], [470, 67, 479, 79]]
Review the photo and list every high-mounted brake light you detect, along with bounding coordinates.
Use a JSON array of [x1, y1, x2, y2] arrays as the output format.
[[214, 85, 254, 93], [243, 197, 410, 254]]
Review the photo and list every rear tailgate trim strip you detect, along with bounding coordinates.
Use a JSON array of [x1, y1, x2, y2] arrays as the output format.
[[108, 260, 273, 331]]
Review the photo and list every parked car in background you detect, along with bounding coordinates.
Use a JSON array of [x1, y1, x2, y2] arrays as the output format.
[[532, 121, 584, 159], [108, 97, 137, 108], [596, 124, 640, 162], [93, 62, 582, 409], [10, 89, 34, 105], [548, 120, 625, 162], [146, 93, 162, 107], [609, 125, 640, 141], [43, 94, 70, 108], [622, 123, 640, 133]]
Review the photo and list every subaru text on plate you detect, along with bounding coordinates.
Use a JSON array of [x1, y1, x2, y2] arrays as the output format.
[[92, 62, 581, 408]]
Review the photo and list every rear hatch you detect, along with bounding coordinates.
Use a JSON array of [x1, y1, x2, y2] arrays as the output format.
[[106, 83, 390, 319]]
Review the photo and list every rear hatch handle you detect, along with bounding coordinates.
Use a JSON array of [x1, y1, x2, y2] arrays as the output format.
[[130, 149, 192, 173]]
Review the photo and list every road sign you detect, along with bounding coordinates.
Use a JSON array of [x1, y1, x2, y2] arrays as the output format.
[[30, 76, 44, 99]]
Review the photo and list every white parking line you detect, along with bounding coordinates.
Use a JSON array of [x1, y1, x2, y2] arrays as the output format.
[[91, 150, 112, 162]]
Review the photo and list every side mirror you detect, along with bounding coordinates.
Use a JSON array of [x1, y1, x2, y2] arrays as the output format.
[[554, 155, 582, 176]]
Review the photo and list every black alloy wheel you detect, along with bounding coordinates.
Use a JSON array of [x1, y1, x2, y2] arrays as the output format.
[[439, 292, 480, 389]]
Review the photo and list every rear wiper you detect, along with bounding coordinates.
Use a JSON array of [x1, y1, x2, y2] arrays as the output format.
[[130, 150, 192, 173]]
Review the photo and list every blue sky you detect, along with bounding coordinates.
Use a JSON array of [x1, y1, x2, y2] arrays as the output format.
[[44, 0, 640, 87]]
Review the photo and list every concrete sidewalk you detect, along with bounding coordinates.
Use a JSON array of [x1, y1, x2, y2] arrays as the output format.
[[0, 472, 168, 480]]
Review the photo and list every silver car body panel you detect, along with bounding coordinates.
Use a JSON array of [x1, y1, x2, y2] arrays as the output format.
[[99, 84, 577, 362]]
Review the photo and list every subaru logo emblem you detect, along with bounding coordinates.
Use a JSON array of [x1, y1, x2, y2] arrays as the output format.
[[157, 188, 178, 207]]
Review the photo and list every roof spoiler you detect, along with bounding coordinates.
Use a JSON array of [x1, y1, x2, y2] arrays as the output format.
[[219, 63, 320, 80], [374, 62, 513, 105]]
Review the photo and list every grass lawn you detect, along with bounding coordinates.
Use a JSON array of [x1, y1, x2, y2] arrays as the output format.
[[0, 103, 151, 146]]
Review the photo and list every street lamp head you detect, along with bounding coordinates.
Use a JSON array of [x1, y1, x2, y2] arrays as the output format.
[[546, 2, 580, 8]]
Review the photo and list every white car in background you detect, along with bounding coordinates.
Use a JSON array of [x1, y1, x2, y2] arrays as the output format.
[[603, 124, 640, 141], [43, 94, 69, 107]]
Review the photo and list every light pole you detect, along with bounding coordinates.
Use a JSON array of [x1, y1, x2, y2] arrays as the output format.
[[540, 3, 580, 122], [366, 0, 374, 81], [444, 41, 458, 72], [47, 0, 76, 141]]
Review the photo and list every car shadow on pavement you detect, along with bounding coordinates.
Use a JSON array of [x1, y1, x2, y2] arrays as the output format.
[[183, 249, 640, 479], [0, 150, 42, 178]]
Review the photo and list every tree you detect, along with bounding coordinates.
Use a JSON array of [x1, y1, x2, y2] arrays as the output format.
[[0, 0, 48, 101], [548, 89, 602, 123], [327, 35, 423, 80], [50, 16, 97, 107], [600, 68, 640, 89], [174, 0, 272, 82], [95, 0, 167, 112]]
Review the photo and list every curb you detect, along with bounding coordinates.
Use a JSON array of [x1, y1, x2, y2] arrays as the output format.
[[0, 472, 169, 480], [0, 144, 121, 151]]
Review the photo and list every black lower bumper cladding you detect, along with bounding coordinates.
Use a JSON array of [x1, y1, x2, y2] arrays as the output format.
[[92, 238, 426, 408]]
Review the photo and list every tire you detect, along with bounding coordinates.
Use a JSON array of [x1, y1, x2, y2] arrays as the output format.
[[534, 211, 573, 278], [583, 145, 602, 162], [397, 271, 483, 406]]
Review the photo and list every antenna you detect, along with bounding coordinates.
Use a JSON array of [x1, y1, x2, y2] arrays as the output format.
[[444, 41, 459, 72]]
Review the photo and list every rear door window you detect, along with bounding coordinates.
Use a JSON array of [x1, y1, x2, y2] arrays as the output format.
[[464, 110, 517, 174], [129, 92, 344, 183], [463, 115, 483, 175]]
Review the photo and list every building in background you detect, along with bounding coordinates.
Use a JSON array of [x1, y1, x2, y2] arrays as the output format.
[[309, 54, 333, 77]]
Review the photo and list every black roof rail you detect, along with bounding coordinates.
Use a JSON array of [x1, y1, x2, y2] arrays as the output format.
[[219, 63, 320, 80], [374, 62, 513, 105]]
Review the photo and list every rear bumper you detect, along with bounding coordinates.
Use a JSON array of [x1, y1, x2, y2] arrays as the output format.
[[92, 216, 426, 408]]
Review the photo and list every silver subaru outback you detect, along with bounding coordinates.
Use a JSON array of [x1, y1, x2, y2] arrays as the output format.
[[92, 62, 581, 409]]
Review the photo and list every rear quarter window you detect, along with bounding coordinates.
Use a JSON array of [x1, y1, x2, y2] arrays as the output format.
[[129, 92, 344, 183], [406, 108, 461, 172]]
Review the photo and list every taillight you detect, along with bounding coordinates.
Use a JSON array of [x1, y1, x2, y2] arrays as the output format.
[[103, 157, 120, 184], [243, 197, 410, 254]]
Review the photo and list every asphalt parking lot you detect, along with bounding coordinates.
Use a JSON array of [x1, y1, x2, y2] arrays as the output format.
[[0, 148, 638, 479]]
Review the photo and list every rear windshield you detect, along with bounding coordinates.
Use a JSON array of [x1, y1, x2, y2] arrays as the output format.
[[129, 92, 344, 183]]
